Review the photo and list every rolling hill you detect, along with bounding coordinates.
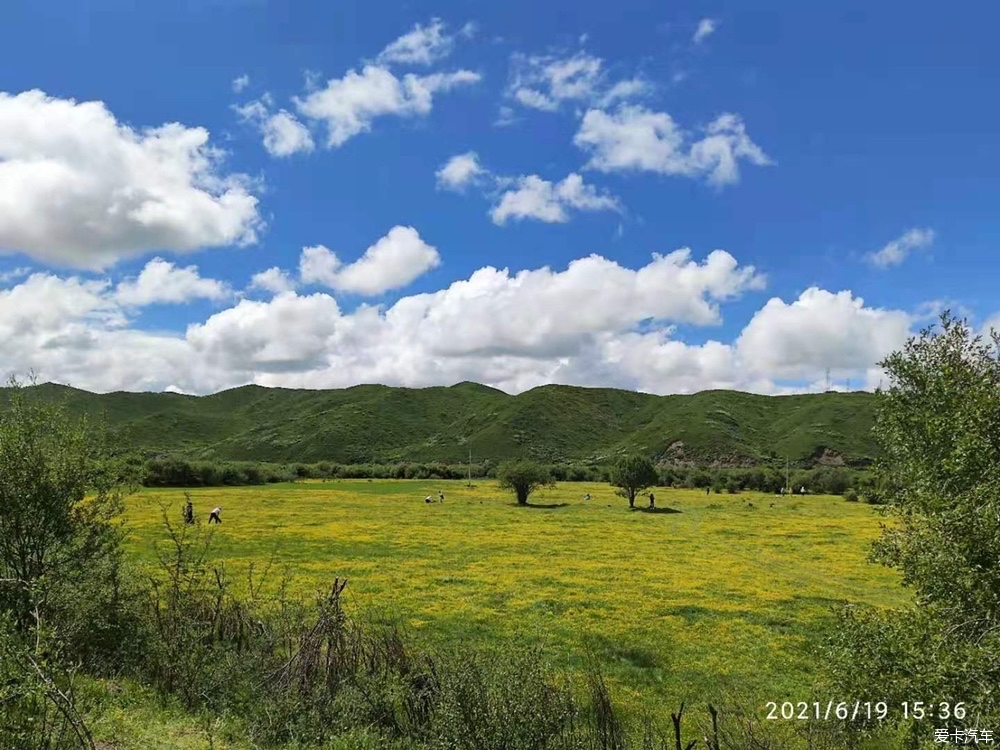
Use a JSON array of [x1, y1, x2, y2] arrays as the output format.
[[2, 382, 879, 467]]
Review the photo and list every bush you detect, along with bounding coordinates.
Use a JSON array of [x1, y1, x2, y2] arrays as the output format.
[[496, 460, 553, 505], [844, 489, 859, 502]]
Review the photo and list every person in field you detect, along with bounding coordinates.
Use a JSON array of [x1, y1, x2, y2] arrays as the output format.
[[439, 491, 444, 503], [583, 493, 591, 501], [184, 499, 194, 525], [425, 495, 432, 503], [208, 506, 222, 524], [649, 492, 655, 509]]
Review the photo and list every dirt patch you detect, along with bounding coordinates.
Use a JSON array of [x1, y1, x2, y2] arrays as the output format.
[[814, 447, 846, 466]]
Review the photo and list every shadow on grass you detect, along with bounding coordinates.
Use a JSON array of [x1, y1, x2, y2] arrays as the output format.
[[512, 502, 571, 509], [629, 506, 682, 514]]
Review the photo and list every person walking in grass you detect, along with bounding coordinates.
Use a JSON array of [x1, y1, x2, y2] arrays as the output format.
[[649, 492, 655, 509], [439, 491, 444, 503], [208, 506, 222, 524], [183, 498, 194, 525]]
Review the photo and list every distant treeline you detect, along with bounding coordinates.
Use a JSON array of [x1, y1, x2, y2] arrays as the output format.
[[140, 456, 870, 496]]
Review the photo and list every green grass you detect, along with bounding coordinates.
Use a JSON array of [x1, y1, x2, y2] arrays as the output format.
[[4, 381, 879, 466], [123, 479, 905, 717]]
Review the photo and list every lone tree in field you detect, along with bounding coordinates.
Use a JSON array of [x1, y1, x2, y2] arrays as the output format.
[[824, 312, 1000, 733], [609, 454, 658, 508], [497, 460, 553, 505]]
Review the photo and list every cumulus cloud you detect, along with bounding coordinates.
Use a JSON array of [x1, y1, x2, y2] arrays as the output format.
[[115, 258, 229, 307], [574, 106, 772, 186], [0, 247, 930, 397], [490, 173, 620, 225], [693, 18, 718, 44], [294, 66, 480, 148], [735, 288, 913, 381], [505, 51, 649, 113], [234, 98, 315, 157], [866, 228, 935, 268], [436, 152, 486, 191], [233, 22, 480, 153], [249, 267, 297, 295], [232, 74, 250, 93], [299, 226, 441, 295], [436, 154, 622, 226], [375, 18, 470, 66], [0, 90, 262, 270]]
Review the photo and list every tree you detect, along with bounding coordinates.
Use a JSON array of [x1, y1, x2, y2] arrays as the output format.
[[0, 379, 139, 657], [608, 455, 658, 508], [824, 313, 1000, 736], [496, 460, 552, 505]]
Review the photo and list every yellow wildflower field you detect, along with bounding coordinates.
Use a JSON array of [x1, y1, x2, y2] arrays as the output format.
[[124, 479, 906, 712]]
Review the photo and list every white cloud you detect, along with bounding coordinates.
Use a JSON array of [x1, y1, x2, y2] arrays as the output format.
[[981, 313, 1000, 339], [490, 173, 621, 225], [435, 155, 623, 226], [495, 105, 518, 127], [866, 228, 935, 268], [232, 74, 250, 93], [234, 99, 315, 157], [376, 18, 458, 66], [250, 267, 296, 294], [598, 78, 652, 107], [506, 51, 648, 113], [574, 106, 772, 185], [0, 90, 262, 270], [693, 18, 718, 44], [735, 288, 913, 381], [260, 110, 314, 157], [115, 258, 229, 307], [0, 273, 123, 338], [436, 152, 486, 191], [299, 226, 441, 295], [0, 248, 932, 397], [294, 66, 480, 148], [0, 266, 31, 286]]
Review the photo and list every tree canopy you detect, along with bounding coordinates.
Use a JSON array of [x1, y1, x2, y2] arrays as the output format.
[[608, 455, 658, 508], [0, 379, 138, 644], [496, 460, 553, 505], [824, 313, 1000, 738]]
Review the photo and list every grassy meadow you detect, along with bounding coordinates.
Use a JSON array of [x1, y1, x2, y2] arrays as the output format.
[[123, 479, 906, 717]]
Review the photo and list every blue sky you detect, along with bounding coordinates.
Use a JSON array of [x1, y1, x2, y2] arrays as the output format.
[[0, 0, 997, 395]]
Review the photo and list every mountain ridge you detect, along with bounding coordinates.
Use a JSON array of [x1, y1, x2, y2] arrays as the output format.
[[2, 381, 879, 467]]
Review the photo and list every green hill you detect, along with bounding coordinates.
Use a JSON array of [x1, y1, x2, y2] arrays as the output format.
[[2, 382, 879, 467]]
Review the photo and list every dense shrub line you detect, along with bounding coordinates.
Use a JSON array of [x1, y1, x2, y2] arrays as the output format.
[[140, 455, 872, 496]]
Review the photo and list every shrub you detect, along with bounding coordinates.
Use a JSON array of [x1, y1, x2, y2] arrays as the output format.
[[496, 460, 553, 505], [844, 489, 859, 502]]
